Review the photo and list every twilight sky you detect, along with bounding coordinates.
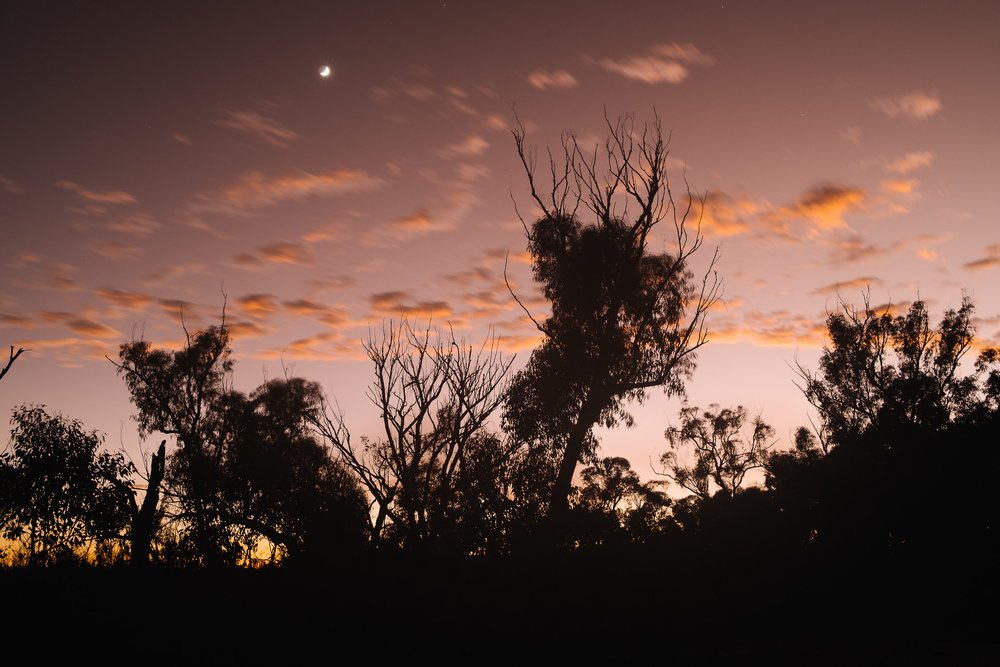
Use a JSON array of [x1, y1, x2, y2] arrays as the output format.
[[2, 1, 998, 475]]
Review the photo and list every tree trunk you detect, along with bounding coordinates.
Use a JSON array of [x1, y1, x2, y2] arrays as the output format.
[[548, 396, 604, 524], [131, 441, 165, 566]]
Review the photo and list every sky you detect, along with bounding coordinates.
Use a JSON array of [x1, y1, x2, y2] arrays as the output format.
[[1, 1, 998, 480]]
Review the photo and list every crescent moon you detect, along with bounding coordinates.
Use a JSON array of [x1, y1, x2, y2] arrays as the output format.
[[319, 65, 332, 78]]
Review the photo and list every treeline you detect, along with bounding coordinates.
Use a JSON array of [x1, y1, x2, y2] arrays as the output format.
[[0, 114, 997, 576]]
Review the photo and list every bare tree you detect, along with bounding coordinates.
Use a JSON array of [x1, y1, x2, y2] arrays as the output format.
[[0, 346, 26, 383], [504, 111, 721, 523], [316, 320, 513, 547]]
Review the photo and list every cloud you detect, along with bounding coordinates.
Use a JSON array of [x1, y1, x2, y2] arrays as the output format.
[[306, 275, 356, 292], [45, 265, 81, 292], [142, 262, 206, 287], [885, 151, 934, 174], [0, 175, 23, 193], [67, 318, 120, 339], [106, 213, 162, 236], [0, 313, 33, 329], [442, 135, 489, 158], [826, 234, 896, 263], [217, 108, 299, 147], [869, 92, 942, 121], [880, 179, 918, 194], [172, 132, 191, 145], [89, 242, 143, 260], [689, 192, 760, 237], [260, 331, 362, 362], [56, 180, 136, 205], [10, 337, 111, 365], [237, 294, 279, 318], [964, 256, 1000, 271], [259, 242, 311, 265], [283, 299, 351, 327], [370, 291, 453, 318], [838, 126, 863, 144], [190, 169, 382, 217], [811, 276, 882, 296], [916, 248, 939, 262], [227, 321, 272, 339], [95, 288, 153, 311], [527, 70, 578, 90], [707, 310, 829, 348], [768, 184, 865, 232], [596, 42, 713, 85]]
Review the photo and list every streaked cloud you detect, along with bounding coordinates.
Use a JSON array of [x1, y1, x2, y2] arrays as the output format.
[[95, 288, 153, 311], [964, 256, 1000, 271], [67, 318, 120, 339], [880, 179, 918, 194], [370, 291, 453, 318], [527, 69, 578, 90], [442, 135, 489, 158], [106, 213, 162, 237], [885, 151, 934, 174], [596, 42, 713, 85], [870, 91, 942, 121], [141, 262, 206, 287], [0, 313, 33, 329], [89, 241, 143, 260], [237, 293, 279, 319], [259, 242, 311, 265], [56, 180, 136, 205], [826, 234, 896, 263], [217, 107, 299, 147], [189, 169, 382, 217], [811, 276, 882, 296]]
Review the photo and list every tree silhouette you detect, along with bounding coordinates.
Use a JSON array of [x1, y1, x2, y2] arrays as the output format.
[[0, 405, 134, 565], [504, 112, 720, 525], [770, 296, 1000, 553], [116, 323, 366, 564], [660, 404, 774, 500], [0, 345, 25, 384], [316, 319, 512, 548]]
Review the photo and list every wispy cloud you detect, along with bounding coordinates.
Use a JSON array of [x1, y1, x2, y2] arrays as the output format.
[[106, 213, 162, 237], [89, 241, 143, 260], [689, 192, 760, 237], [596, 42, 714, 85], [189, 169, 382, 217], [56, 180, 136, 205], [811, 276, 882, 296], [442, 135, 489, 158], [217, 107, 299, 147], [885, 151, 934, 174], [95, 288, 153, 311], [370, 291, 453, 318], [527, 69, 578, 90], [260, 242, 311, 265], [870, 91, 942, 121]]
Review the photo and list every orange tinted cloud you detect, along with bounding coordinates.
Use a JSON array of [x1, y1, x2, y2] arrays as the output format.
[[689, 192, 759, 237], [191, 169, 382, 216], [870, 92, 942, 120], [810, 276, 882, 296], [965, 257, 1000, 271], [527, 70, 578, 90], [769, 184, 865, 232], [56, 180, 136, 205], [442, 135, 489, 157], [0, 313, 33, 328], [885, 151, 934, 174], [95, 288, 152, 311], [880, 179, 918, 194], [258, 242, 311, 265], [597, 42, 713, 85], [370, 291, 453, 318], [67, 318, 120, 339], [237, 294, 279, 318]]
